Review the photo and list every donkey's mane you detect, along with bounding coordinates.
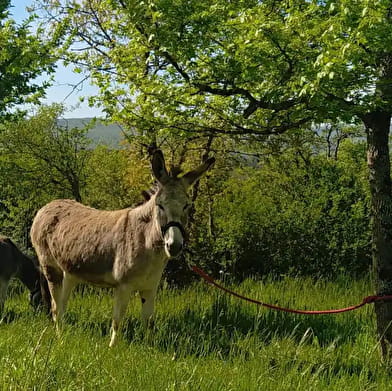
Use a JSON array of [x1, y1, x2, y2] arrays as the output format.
[[140, 185, 159, 203]]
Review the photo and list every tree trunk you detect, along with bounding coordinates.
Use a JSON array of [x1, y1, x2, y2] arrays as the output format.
[[70, 175, 82, 203], [364, 111, 392, 358]]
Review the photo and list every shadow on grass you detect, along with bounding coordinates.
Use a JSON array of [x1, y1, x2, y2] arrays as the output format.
[[0, 305, 51, 325], [49, 294, 372, 362], [0, 309, 19, 324], [146, 300, 364, 356], [119, 296, 371, 359]]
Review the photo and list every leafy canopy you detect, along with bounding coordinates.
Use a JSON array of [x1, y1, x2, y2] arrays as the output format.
[[0, 0, 56, 120], [41, 0, 392, 139]]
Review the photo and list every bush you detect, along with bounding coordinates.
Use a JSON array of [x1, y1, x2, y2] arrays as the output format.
[[190, 140, 371, 280]]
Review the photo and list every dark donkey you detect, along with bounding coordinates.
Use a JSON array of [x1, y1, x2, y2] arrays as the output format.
[[0, 236, 50, 314], [31, 150, 215, 346]]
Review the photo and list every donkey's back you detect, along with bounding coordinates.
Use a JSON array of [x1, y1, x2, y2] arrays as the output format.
[[30, 199, 131, 285]]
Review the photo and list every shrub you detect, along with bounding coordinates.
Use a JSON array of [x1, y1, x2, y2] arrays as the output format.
[[190, 140, 371, 279]]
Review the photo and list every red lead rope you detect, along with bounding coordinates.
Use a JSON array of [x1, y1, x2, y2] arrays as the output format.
[[192, 266, 392, 315]]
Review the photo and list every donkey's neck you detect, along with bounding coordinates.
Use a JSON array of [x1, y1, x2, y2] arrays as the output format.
[[16, 255, 39, 292], [133, 195, 163, 249]]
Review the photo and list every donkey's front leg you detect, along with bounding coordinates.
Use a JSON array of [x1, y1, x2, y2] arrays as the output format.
[[140, 287, 158, 327], [110, 284, 131, 347], [0, 278, 9, 316]]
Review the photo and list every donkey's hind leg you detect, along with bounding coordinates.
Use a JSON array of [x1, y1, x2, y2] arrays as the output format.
[[57, 272, 77, 320], [42, 265, 64, 327], [47, 271, 77, 331]]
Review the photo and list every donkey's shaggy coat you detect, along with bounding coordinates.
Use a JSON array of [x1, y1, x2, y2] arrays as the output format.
[[31, 150, 214, 346]]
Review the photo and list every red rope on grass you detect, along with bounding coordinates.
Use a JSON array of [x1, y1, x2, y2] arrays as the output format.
[[192, 266, 392, 315]]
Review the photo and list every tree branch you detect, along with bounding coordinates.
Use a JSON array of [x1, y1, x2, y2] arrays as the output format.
[[170, 116, 312, 137]]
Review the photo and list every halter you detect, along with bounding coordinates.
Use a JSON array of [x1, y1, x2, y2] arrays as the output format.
[[161, 221, 187, 241]]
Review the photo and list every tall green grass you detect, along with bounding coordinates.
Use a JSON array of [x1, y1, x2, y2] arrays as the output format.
[[0, 275, 390, 390]]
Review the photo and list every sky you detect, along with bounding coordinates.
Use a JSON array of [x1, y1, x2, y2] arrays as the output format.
[[10, 0, 103, 118]]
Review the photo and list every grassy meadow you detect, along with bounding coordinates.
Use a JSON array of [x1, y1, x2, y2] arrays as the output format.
[[0, 275, 391, 390]]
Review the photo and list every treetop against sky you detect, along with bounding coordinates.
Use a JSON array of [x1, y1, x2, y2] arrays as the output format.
[[9, 0, 102, 118]]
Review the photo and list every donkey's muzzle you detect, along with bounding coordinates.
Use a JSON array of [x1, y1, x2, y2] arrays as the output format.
[[167, 240, 183, 258], [161, 221, 186, 239], [162, 221, 186, 258], [30, 289, 42, 309]]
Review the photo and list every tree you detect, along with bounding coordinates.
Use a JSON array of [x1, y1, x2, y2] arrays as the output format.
[[0, 105, 92, 247], [0, 0, 55, 120], [84, 144, 150, 210], [0, 104, 91, 203], [39, 0, 392, 356]]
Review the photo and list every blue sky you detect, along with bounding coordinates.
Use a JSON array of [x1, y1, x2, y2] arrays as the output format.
[[10, 0, 103, 118]]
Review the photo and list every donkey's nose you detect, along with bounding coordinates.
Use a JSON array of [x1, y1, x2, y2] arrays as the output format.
[[30, 290, 42, 309], [167, 241, 183, 257], [164, 224, 185, 258]]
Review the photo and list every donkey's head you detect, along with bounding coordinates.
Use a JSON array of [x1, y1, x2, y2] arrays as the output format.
[[151, 150, 215, 258]]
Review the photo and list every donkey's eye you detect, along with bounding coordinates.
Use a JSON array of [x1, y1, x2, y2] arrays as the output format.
[[158, 204, 165, 211]]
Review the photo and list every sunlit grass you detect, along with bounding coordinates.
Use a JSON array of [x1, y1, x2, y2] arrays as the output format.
[[0, 275, 390, 390]]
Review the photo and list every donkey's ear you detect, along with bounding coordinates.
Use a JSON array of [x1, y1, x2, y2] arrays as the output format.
[[152, 150, 170, 184], [182, 157, 215, 187]]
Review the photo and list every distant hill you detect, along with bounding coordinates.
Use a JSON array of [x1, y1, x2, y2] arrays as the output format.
[[57, 118, 125, 148]]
